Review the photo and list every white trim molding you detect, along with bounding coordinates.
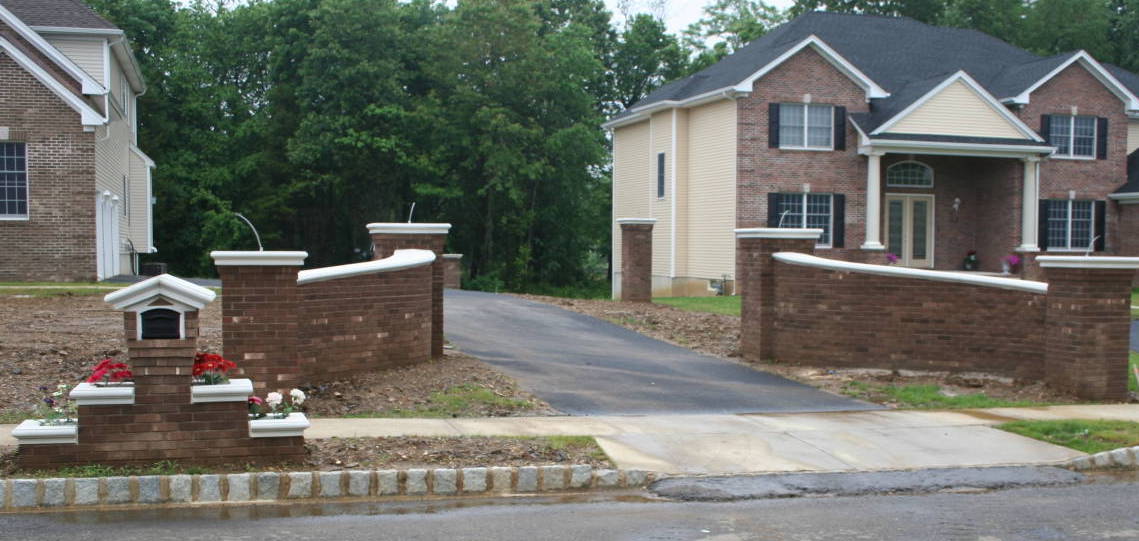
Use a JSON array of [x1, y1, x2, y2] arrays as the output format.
[[191, 379, 254, 404], [774, 252, 1049, 294], [859, 138, 1055, 159], [366, 223, 452, 235], [0, 4, 107, 95], [1005, 51, 1139, 111], [11, 420, 77, 445], [297, 249, 436, 285], [70, 382, 134, 406], [249, 412, 310, 438], [442, 253, 463, 260], [104, 274, 216, 311], [733, 35, 890, 99], [734, 228, 823, 240], [1108, 192, 1139, 204], [1036, 256, 1139, 269], [617, 218, 658, 226], [872, 71, 1045, 142], [0, 37, 105, 126], [210, 251, 308, 267]]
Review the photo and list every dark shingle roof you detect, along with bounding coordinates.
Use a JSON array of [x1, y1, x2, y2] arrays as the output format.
[[615, 12, 1139, 130], [1115, 149, 1139, 194], [0, 0, 118, 30]]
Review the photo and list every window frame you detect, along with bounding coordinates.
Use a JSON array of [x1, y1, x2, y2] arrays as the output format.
[[0, 142, 29, 221], [776, 192, 834, 248], [1050, 115, 1097, 160], [656, 152, 665, 199], [885, 160, 934, 188], [779, 103, 834, 151], [1045, 199, 1095, 251]]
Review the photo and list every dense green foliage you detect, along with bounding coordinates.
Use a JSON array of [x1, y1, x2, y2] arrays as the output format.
[[85, 0, 1139, 291]]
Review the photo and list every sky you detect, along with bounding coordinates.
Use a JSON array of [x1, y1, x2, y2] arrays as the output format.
[[604, 0, 796, 35]]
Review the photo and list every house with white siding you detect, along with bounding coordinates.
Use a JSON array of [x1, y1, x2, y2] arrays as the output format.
[[606, 12, 1139, 297], [0, 0, 153, 281]]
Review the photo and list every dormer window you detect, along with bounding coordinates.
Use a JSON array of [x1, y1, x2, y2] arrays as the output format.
[[779, 103, 834, 150]]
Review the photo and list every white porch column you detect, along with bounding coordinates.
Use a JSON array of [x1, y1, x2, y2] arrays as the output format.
[[1017, 157, 1041, 252], [861, 151, 886, 250]]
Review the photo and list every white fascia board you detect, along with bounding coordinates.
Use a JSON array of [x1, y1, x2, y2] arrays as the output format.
[[366, 223, 452, 235], [601, 88, 739, 130], [30, 26, 123, 37], [732, 35, 890, 99], [297, 249, 436, 285], [130, 145, 155, 168], [861, 139, 1055, 159], [0, 37, 105, 126], [104, 273, 217, 311], [1036, 255, 1139, 269], [774, 251, 1049, 294], [1108, 192, 1139, 204], [1008, 51, 1139, 111], [109, 36, 146, 93], [616, 218, 657, 225], [211, 250, 308, 266], [0, 5, 107, 95], [872, 71, 1045, 142]]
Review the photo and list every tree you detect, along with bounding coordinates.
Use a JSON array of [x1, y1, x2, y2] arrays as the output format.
[[790, 0, 946, 23], [683, 0, 786, 68], [940, 0, 1025, 44], [1020, 0, 1114, 61], [609, 14, 688, 111]]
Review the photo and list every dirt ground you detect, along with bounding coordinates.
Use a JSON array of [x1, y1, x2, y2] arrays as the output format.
[[0, 292, 553, 421], [518, 294, 1086, 406]]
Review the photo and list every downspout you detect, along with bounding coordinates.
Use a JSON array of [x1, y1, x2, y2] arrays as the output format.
[[670, 108, 677, 279]]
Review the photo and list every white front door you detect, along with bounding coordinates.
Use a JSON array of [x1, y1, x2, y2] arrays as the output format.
[[885, 194, 934, 268]]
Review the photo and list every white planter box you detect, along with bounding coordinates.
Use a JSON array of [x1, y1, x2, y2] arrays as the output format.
[[11, 420, 78, 445], [249, 412, 310, 438], [69, 382, 135, 406], [191, 378, 253, 403]]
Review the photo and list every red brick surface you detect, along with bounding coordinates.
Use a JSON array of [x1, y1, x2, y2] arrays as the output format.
[[443, 256, 462, 289], [620, 224, 653, 302], [218, 266, 301, 393], [371, 232, 447, 358], [737, 236, 816, 361]]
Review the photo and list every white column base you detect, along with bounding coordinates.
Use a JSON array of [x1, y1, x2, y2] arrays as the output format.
[[860, 242, 886, 250], [1015, 245, 1040, 253]]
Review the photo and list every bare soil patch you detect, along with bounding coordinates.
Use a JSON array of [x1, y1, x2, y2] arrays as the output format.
[[517, 294, 1084, 407]]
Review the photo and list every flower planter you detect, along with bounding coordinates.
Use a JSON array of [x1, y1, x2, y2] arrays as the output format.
[[190, 378, 253, 404], [69, 382, 135, 406], [12, 419, 77, 444], [249, 412, 310, 438]]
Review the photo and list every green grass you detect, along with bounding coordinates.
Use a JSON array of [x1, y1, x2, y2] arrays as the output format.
[[998, 420, 1139, 454], [341, 384, 533, 419], [841, 382, 1047, 409], [654, 296, 741, 316], [25, 460, 211, 479], [531, 435, 609, 462], [1132, 289, 1139, 319]]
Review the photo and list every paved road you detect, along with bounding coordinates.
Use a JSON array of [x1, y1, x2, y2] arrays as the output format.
[[443, 290, 874, 415], [5, 479, 1138, 540]]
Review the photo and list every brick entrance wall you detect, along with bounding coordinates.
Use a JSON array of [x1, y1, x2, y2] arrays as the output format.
[[368, 224, 449, 358]]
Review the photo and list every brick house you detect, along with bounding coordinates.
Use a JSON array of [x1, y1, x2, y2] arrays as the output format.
[[605, 12, 1139, 297], [0, 0, 154, 281]]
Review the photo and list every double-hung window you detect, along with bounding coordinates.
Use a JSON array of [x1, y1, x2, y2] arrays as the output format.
[[779, 103, 833, 149], [775, 193, 833, 246], [1045, 199, 1095, 250], [0, 142, 28, 219], [1049, 115, 1096, 158]]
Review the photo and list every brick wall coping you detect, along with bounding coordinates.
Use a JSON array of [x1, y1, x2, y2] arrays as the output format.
[[773, 252, 1049, 294], [104, 274, 216, 311], [735, 228, 824, 240], [190, 379, 253, 404], [11, 421, 77, 445], [366, 223, 452, 235], [1036, 255, 1139, 269], [616, 218, 657, 225], [70, 382, 134, 406], [443, 253, 463, 260], [248, 413, 310, 438], [296, 249, 436, 286], [210, 251, 309, 266]]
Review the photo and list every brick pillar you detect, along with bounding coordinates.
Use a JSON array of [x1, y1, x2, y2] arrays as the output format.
[[367, 223, 450, 358], [618, 218, 656, 302], [443, 254, 463, 289], [1040, 256, 1139, 401], [1018, 251, 1044, 282], [211, 251, 308, 392], [736, 228, 820, 362]]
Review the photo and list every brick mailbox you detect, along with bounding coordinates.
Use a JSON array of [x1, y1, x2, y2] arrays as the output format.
[[12, 274, 309, 468], [367, 223, 451, 358]]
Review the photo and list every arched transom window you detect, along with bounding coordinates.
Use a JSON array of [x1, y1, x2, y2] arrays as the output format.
[[886, 161, 934, 188]]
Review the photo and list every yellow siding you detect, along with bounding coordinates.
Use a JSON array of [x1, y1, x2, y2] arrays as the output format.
[[46, 37, 104, 85], [651, 111, 672, 277], [611, 120, 651, 273], [673, 109, 689, 278], [1129, 120, 1139, 154], [890, 80, 1025, 139], [128, 150, 150, 249], [685, 99, 737, 280]]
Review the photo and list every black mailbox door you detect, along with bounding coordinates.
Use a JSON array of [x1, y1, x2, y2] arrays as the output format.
[[140, 308, 181, 339]]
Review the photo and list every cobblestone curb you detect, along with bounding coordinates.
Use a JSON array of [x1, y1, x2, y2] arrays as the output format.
[[1067, 446, 1139, 470], [0, 466, 656, 510]]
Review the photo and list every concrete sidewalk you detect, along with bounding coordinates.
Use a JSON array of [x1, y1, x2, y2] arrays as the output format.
[[3, 405, 1136, 475]]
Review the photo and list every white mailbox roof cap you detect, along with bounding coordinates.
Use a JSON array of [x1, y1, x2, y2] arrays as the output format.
[[104, 274, 217, 311]]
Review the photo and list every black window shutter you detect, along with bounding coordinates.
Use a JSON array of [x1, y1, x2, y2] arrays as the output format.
[[657, 152, 665, 198], [1040, 115, 1052, 145], [1038, 200, 1050, 250], [832, 194, 845, 247], [833, 106, 846, 151], [768, 103, 780, 148], [1096, 117, 1108, 160], [1094, 200, 1106, 251], [767, 192, 781, 226]]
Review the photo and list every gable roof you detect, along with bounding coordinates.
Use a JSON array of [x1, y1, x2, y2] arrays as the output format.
[[0, 2, 105, 95], [0, 35, 103, 125], [608, 12, 1139, 129], [0, 0, 117, 30]]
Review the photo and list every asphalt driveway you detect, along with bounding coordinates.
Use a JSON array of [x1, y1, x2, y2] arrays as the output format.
[[443, 290, 876, 415]]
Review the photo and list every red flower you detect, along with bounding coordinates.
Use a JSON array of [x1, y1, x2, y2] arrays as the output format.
[[87, 359, 132, 383]]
